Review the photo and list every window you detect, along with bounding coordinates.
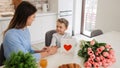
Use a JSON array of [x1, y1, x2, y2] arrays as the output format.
[[81, 0, 98, 37]]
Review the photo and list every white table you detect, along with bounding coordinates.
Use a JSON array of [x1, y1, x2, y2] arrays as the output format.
[[1, 31, 120, 68], [44, 31, 120, 68], [42, 48, 83, 68]]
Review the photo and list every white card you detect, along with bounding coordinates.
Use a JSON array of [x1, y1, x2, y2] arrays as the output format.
[[60, 38, 77, 55]]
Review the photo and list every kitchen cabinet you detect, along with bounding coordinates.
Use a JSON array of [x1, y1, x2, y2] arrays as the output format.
[[28, 13, 57, 44], [0, 20, 10, 44], [0, 12, 57, 44]]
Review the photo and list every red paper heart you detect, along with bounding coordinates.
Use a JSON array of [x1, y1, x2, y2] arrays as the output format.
[[64, 44, 72, 51]]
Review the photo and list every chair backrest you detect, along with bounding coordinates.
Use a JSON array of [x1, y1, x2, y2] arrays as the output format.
[[0, 43, 6, 66], [45, 30, 56, 46], [91, 29, 103, 37]]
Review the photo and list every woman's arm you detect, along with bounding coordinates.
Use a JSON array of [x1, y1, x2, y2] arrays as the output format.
[[33, 46, 50, 53], [34, 50, 44, 53], [40, 46, 58, 58], [3, 31, 41, 61]]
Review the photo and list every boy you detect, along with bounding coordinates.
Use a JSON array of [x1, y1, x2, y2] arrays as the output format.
[[50, 18, 71, 48]]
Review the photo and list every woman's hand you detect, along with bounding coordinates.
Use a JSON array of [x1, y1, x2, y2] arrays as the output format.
[[41, 46, 50, 52], [34, 46, 50, 53], [40, 46, 58, 58]]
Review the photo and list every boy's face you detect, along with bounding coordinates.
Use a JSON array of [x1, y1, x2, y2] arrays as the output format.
[[56, 22, 67, 35]]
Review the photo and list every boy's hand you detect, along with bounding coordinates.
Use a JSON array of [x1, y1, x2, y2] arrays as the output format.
[[48, 46, 58, 55]]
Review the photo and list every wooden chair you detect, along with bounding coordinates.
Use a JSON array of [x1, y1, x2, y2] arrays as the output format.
[[0, 43, 6, 66], [91, 29, 103, 37], [45, 30, 56, 47]]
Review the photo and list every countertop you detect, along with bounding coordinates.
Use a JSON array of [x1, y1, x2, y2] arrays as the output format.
[[0, 11, 57, 21]]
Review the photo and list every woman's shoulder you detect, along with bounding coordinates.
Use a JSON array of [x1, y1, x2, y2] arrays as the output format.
[[5, 29, 22, 38], [6, 29, 19, 34]]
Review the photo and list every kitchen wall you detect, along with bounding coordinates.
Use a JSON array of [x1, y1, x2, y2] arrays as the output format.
[[24, 0, 49, 12], [73, 0, 82, 35], [0, 0, 82, 44], [0, 0, 13, 12], [96, 0, 120, 33], [0, 0, 49, 12]]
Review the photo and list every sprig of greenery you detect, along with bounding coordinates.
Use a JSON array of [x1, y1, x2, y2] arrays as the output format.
[[4, 51, 37, 68]]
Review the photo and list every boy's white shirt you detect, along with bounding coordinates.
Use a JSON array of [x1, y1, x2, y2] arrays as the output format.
[[50, 32, 71, 47]]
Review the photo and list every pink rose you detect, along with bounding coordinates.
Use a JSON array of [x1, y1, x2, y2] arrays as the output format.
[[103, 52, 109, 57], [105, 44, 111, 49], [98, 61, 102, 66], [88, 58, 94, 64], [100, 55, 105, 61], [95, 51, 99, 56], [90, 40, 95, 45], [107, 54, 114, 59], [110, 58, 116, 63], [88, 50, 94, 56], [102, 61, 109, 68], [90, 54, 95, 60], [85, 67, 91, 68], [106, 59, 111, 63], [106, 59, 112, 66], [106, 58, 114, 66], [93, 62, 100, 68], [95, 57, 100, 62], [109, 49, 115, 54], [103, 63, 109, 68], [84, 61, 92, 67], [88, 48, 92, 51], [102, 59, 107, 63], [97, 48, 103, 54], [108, 61, 113, 66], [100, 46, 105, 51]]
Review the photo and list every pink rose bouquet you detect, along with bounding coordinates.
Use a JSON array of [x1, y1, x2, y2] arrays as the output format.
[[78, 39, 116, 68]]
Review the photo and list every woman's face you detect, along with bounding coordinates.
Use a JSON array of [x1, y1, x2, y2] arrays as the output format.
[[26, 13, 36, 26], [56, 22, 67, 35]]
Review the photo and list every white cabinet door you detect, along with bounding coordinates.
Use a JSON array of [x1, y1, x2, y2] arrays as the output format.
[[28, 15, 57, 44], [0, 15, 57, 45], [0, 20, 10, 44]]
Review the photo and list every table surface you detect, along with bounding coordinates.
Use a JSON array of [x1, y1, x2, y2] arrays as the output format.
[[0, 31, 120, 68], [44, 31, 120, 68]]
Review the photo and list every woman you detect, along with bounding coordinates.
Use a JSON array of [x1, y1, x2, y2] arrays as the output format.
[[3, 1, 57, 61]]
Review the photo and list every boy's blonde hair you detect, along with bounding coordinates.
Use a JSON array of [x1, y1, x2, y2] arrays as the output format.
[[57, 18, 69, 28]]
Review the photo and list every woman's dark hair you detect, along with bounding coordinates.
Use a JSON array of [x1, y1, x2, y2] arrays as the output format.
[[57, 18, 69, 28], [4, 1, 37, 35]]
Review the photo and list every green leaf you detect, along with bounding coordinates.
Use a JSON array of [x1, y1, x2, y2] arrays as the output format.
[[99, 43, 106, 46], [4, 51, 37, 68]]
